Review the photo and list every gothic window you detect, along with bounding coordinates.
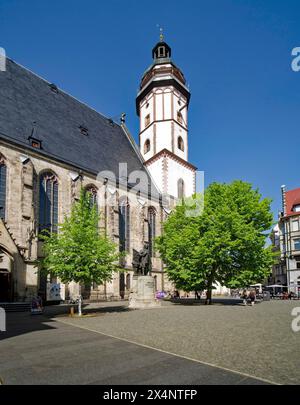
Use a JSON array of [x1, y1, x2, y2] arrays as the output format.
[[148, 207, 156, 257], [0, 160, 7, 220], [178, 178, 185, 199], [39, 172, 58, 233], [85, 185, 98, 211], [144, 139, 151, 154], [145, 114, 150, 128], [119, 197, 130, 253], [178, 136, 184, 151]]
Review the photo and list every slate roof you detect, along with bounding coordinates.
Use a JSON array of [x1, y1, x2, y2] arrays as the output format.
[[0, 57, 160, 199]]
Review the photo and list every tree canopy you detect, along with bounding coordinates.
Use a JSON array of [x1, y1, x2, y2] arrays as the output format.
[[156, 181, 274, 302], [39, 189, 121, 285]]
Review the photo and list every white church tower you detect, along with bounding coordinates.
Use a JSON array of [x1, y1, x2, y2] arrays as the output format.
[[136, 33, 196, 198]]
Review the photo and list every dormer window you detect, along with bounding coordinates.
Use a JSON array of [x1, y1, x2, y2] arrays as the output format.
[[79, 125, 89, 136], [28, 136, 42, 149], [49, 83, 58, 93], [294, 204, 300, 212]]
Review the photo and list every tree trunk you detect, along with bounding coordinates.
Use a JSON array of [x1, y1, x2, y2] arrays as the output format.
[[205, 272, 215, 305], [205, 289, 212, 305]]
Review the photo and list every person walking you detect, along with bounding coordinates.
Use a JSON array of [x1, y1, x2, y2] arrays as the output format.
[[249, 289, 256, 306]]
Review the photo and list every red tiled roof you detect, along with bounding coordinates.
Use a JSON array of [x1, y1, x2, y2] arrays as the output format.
[[285, 187, 300, 216]]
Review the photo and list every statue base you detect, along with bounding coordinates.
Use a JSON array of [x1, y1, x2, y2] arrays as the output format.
[[128, 275, 161, 309]]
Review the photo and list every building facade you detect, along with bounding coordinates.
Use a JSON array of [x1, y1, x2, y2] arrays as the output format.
[[271, 186, 300, 294], [0, 38, 195, 303]]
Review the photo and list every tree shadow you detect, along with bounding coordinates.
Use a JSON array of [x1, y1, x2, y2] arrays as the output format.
[[0, 311, 58, 341], [0, 302, 130, 341]]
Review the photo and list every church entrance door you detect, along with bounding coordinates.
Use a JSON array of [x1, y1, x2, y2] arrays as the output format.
[[0, 271, 11, 302]]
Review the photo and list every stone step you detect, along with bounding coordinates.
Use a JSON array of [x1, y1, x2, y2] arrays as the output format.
[[0, 302, 31, 312]]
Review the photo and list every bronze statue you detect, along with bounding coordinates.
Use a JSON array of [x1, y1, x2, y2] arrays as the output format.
[[132, 242, 152, 275]]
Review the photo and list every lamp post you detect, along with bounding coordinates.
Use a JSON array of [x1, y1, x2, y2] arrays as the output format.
[[281, 185, 291, 293]]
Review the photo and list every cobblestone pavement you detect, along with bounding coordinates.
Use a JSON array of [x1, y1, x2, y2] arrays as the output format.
[[57, 300, 300, 385]]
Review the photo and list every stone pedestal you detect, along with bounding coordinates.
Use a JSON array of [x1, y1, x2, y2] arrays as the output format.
[[128, 275, 161, 309]]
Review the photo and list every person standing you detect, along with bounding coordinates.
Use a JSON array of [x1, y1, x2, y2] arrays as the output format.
[[242, 289, 248, 305]]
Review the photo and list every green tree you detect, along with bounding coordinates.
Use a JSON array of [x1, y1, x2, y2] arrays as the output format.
[[156, 181, 274, 303], [39, 189, 121, 289]]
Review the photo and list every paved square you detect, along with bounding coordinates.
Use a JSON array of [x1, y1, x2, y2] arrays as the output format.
[[0, 300, 299, 384]]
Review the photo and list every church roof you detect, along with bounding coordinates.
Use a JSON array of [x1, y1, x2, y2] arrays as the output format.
[[0, 58, 160, 199]]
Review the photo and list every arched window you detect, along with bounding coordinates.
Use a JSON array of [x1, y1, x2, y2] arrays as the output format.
[[119, 197, 130, 253], [148, 207, 156, 257], [144, 139, 151, 154], [178, 178, 185, 199], [39, 172, 58, 233], [85, 185, 98, 211], [177, 136, 184, 151], [0, 159, 7, 220]]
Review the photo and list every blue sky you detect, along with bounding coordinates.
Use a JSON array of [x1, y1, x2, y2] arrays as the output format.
[[1, 0, 300, 219]]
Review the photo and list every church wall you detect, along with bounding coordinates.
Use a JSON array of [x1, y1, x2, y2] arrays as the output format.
[[166, 157, 195, 198], [0, 141, 165, 302], [155, 121, 173, 151], [139, 93, 154, 133], [163, 89, 172, 120], [146, 159, 164, 195], [154, 90, 163, 121]]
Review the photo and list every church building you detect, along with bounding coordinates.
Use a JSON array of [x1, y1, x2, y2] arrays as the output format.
[[0, 36, 196, 303]]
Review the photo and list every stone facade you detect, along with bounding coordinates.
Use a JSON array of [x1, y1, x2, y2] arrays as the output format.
[[0, 140, 171, 302]]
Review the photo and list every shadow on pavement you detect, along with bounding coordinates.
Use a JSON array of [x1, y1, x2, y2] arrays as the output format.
[[0, 301, 130, 341]]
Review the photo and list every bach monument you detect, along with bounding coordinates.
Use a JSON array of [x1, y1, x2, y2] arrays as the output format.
[[129, 243, 161, 309]]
